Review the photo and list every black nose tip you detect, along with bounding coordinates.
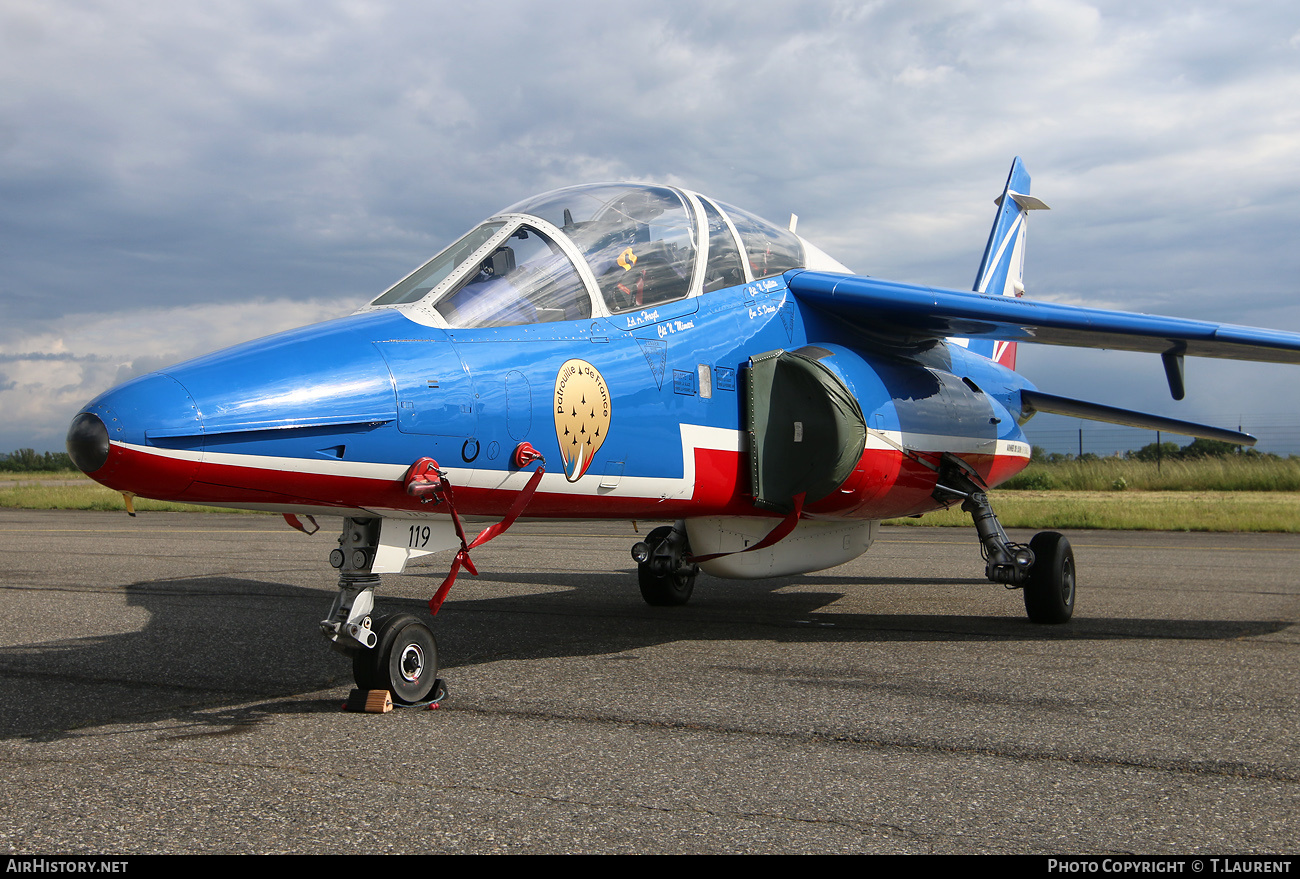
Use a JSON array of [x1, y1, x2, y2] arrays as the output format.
[[66, 412, 110, 473]]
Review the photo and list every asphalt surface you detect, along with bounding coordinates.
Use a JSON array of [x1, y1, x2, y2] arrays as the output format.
[[0, 509, 1296, 854]]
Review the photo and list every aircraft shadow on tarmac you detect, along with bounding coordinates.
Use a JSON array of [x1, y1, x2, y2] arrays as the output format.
[[0, 569, 1288, 741]]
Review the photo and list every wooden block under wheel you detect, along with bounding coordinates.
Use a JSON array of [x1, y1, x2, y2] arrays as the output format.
[[344, 688, 393, 713]]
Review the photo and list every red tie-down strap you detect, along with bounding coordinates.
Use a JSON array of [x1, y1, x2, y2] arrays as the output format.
[[403, 443, 546, 615], [687, 492, 806, 564], [282, 513, 320, 534]]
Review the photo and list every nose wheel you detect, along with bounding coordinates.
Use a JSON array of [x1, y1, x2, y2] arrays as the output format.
[[352, 613, 440, 704]]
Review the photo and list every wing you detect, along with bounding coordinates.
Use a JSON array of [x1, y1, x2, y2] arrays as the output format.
[[787, 270, 1300, 366]]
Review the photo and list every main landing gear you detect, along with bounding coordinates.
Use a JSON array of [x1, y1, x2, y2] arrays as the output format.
[[631, 520, 698, 606], [320, 517, 442, 704], [935, 456, 1075, 624]]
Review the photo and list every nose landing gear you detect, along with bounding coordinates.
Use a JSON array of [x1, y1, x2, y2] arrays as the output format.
[[322, 517, 443, 705], [352, 612, 440, 705]]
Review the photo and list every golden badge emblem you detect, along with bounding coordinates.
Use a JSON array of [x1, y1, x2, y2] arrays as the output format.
[[554, 359, 611, 482]]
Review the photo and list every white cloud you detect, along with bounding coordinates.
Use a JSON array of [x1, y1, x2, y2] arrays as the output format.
[[0, 297, 356, 450]]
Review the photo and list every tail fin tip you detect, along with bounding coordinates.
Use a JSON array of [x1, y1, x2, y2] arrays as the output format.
[[968, 157, 1052, 369]]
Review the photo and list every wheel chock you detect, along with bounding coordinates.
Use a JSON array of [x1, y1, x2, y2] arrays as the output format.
[[344, 688, 392, 713]]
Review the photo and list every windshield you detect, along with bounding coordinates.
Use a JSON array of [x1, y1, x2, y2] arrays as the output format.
[[434, 225, 591, 327], [371, 222, 505, 306]]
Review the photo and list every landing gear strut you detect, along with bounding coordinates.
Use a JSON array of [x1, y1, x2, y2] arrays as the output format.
[[320, 517, 441, 704], [631, 520, 698, 606], [934, 456, 1075, 624]]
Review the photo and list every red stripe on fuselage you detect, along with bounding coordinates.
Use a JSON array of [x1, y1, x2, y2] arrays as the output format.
[[94, 441, 1029, 521]]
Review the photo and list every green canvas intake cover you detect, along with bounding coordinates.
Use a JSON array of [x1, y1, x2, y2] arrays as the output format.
[[745, 349, 868, 512]]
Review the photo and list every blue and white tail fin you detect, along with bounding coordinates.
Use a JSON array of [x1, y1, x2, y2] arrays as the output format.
[[960, 157, 1049, 370]]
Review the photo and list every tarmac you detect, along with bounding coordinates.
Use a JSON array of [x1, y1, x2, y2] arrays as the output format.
[[1, 509, 1296, 854]]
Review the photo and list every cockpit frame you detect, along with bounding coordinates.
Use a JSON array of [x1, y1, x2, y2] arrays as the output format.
[[359, 183, 824, 330]]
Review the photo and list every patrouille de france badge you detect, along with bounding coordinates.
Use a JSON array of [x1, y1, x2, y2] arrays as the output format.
[[554, 359, 611, 482]]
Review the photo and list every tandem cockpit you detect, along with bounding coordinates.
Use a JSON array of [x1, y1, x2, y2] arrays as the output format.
[[360, 183, 847, 328]]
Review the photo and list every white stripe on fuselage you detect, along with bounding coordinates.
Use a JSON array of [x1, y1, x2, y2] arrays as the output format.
[[867, 429, 1028, 460], [111, 424, 742, 501], [113, 424, 1027, 504]]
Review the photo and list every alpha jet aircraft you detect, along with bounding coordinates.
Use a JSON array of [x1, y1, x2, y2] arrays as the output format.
[[66, 159, 1300, 704]]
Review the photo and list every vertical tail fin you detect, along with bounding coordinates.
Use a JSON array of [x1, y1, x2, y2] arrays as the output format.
[[965, 157, 1049, 370]]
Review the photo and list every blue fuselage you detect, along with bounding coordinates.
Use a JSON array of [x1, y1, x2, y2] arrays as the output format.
[[72, 272, 1034, 521]]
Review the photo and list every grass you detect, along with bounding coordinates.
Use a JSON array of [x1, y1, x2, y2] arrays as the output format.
[[1002, 455, 1300, 492], [885, 491, 1300, 533], [0, 471, 255, 514], [6, 470, 1300, 532]]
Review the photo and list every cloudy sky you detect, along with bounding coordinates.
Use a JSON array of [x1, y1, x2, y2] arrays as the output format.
[[3, 0, 1299, 455]]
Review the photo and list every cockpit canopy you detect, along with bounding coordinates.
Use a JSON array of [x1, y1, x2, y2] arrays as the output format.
[[365, 183, 825, 328]]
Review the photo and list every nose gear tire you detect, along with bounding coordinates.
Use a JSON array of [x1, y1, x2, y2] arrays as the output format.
[[352, 613, 439, 704]]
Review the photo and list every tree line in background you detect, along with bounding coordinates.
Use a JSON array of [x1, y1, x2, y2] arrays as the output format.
[[1032, 437, 1289, 464], [0, 449, 75, 472], [1014, 437, 1300, 491]]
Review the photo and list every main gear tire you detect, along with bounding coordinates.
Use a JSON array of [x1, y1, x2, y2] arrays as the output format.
[[637, 525, 697, 606], [1023, 532, 1075, 624]]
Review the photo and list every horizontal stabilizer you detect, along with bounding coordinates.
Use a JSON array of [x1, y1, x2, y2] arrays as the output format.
[[1020, 390, 1255, 445], [995, 191, 1050, 212]]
